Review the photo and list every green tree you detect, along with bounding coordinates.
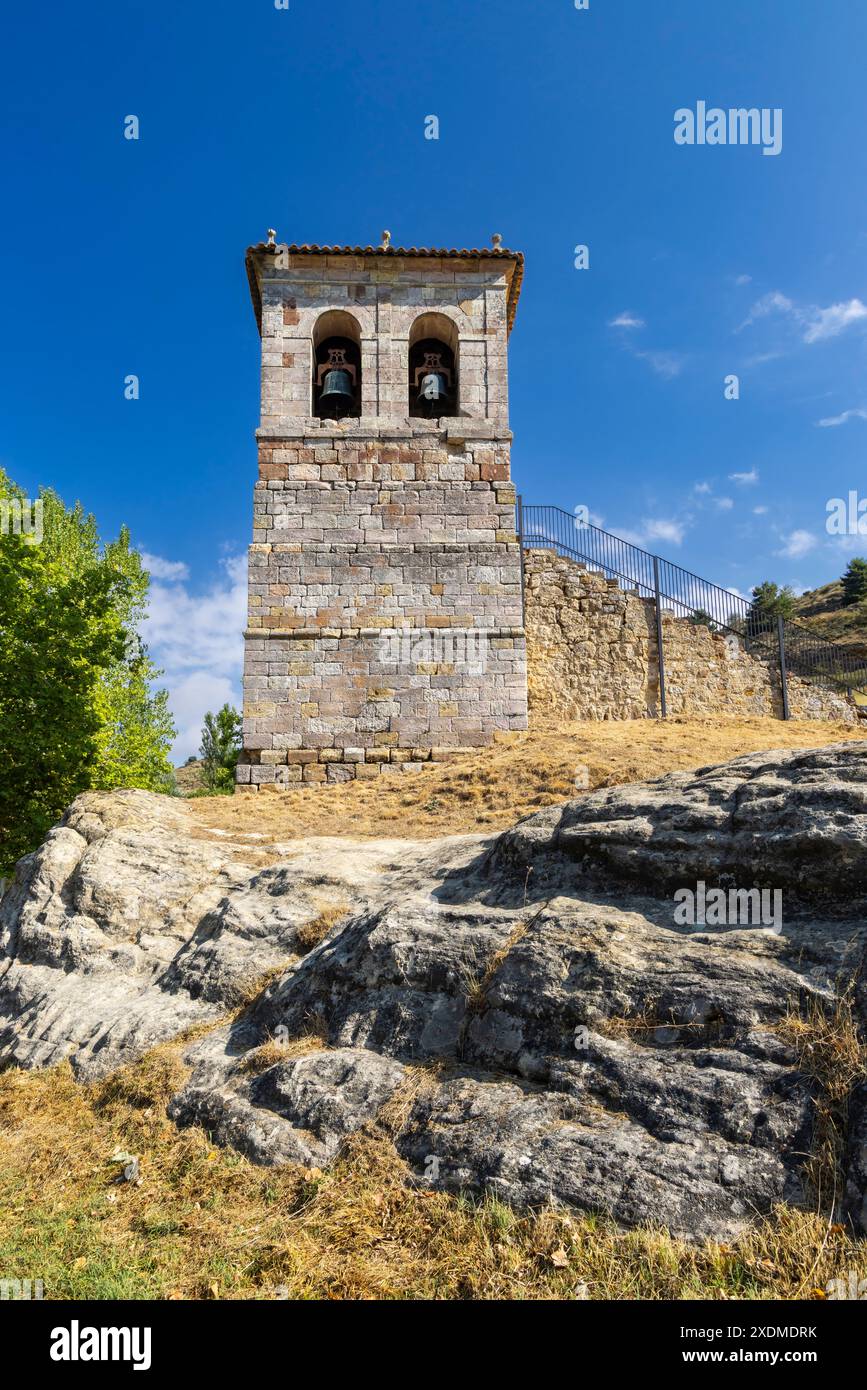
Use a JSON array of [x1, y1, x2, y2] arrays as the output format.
[[751, 580, 797, 618], [0, 470, 175, 873], [688, 608, 716, 629], [841, 557, 867, 604], [199, 704, 242, 793], [748, 580, 796, 636]]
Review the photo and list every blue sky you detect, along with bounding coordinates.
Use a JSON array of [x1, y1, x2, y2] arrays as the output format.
[[2, 0, 866, 757]]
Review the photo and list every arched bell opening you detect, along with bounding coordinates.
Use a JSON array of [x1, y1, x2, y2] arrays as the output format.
[[312, 310, 362, 420], [408, 313, 459, 419]]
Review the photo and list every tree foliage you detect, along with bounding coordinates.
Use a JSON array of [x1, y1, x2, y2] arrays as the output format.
[[199, 704, 242, 793], [747, 580, 796, 635], [750, 580, 797, 618], [841, 557, 867, 605], [688, 608, 716, 629], [0, 470, 175, 873]]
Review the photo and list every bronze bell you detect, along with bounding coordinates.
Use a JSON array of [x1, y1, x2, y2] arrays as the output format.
[[416, 370, 449, 416], [319, 366, 355, 417]]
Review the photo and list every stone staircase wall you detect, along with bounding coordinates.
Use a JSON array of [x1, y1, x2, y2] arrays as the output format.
[[524, 548, 857, 724]]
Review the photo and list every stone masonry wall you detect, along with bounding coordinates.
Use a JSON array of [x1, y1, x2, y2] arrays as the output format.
[[257, 250, 511, 429], [237, 431, 527, 788], [238, 244, 528, 791], [524, 548, 858, 725]]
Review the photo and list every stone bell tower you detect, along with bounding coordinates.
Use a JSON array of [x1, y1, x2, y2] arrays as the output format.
[[236, 232, 528, 789]]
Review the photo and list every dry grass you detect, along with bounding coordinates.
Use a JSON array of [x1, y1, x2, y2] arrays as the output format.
[[233, 1033, 328, 1077], [190, 715, 865, 843], [295, 903, 351, 954], [779, 989, 867, 1217], [1, 1044, 865, 1301], [459, 917, 535, 1024]]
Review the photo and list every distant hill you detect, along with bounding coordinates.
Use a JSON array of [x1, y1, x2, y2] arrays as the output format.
[[793, 577, 867, 661], [174, 758, 206, 796]]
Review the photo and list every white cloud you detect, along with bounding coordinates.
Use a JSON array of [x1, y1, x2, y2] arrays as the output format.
[[728, 469, 759, 485], [816, 407, 867, 428], [608, 316, 684, 379], [642, 518, 686, 546], [608, 311, 645, 329], [743, 350, 784, 367], [753, 505, 768, 515], [692, 483, 737, 511], [775, 529, 817, 560], [141, 553, 247, 763], [139, 551, 190, 581], [803, 298, 867, 343], [829, 533, 867, 555], [609, 517, 686, 549], [734, 274, 752, 286], [739, 290, 867, 344], [738, 291, 795, 331], [169, 672, 241, 769], [635, 350, 685, 379]]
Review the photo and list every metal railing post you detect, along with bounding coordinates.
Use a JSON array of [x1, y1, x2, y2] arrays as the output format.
[[516, 493, 526, 628], [653, 556, 667, 718], [777, 616, 790, 720]]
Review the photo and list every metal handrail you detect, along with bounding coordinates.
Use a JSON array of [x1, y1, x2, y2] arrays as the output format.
[[518, 502, 867, 700]]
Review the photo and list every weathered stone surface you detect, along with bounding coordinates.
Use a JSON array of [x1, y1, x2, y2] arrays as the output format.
[[490, 743, 867, 896], [397, 1071, 799, 1244], [168, 1042, 407, 1168], [2, 747, 867, 1242]]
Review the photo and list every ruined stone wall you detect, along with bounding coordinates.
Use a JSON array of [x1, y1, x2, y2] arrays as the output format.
[[524, 549, 857, 725]]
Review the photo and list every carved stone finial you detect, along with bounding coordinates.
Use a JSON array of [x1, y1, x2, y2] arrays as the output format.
[[491, 232, 503, 249], [266, 228, 277, 247], [380, 229, 392, 249]]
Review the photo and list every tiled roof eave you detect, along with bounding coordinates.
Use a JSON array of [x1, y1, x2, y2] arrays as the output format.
[[245, 242, 524, 336]]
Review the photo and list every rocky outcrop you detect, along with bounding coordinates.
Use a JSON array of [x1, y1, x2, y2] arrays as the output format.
[[491, 742, 867, 896], [2, 748, 867, 1242]]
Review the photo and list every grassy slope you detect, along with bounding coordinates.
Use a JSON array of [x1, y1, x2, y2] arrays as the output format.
[[192, 714, 865, 842], [793, 579, 867, 656], [3, 716, 867, 1301]]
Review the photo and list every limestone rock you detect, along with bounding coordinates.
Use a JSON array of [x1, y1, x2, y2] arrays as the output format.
[[168, 1040, 407, 1168], [490, 743, 867, 896], [2, 748, 867, 1243]]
